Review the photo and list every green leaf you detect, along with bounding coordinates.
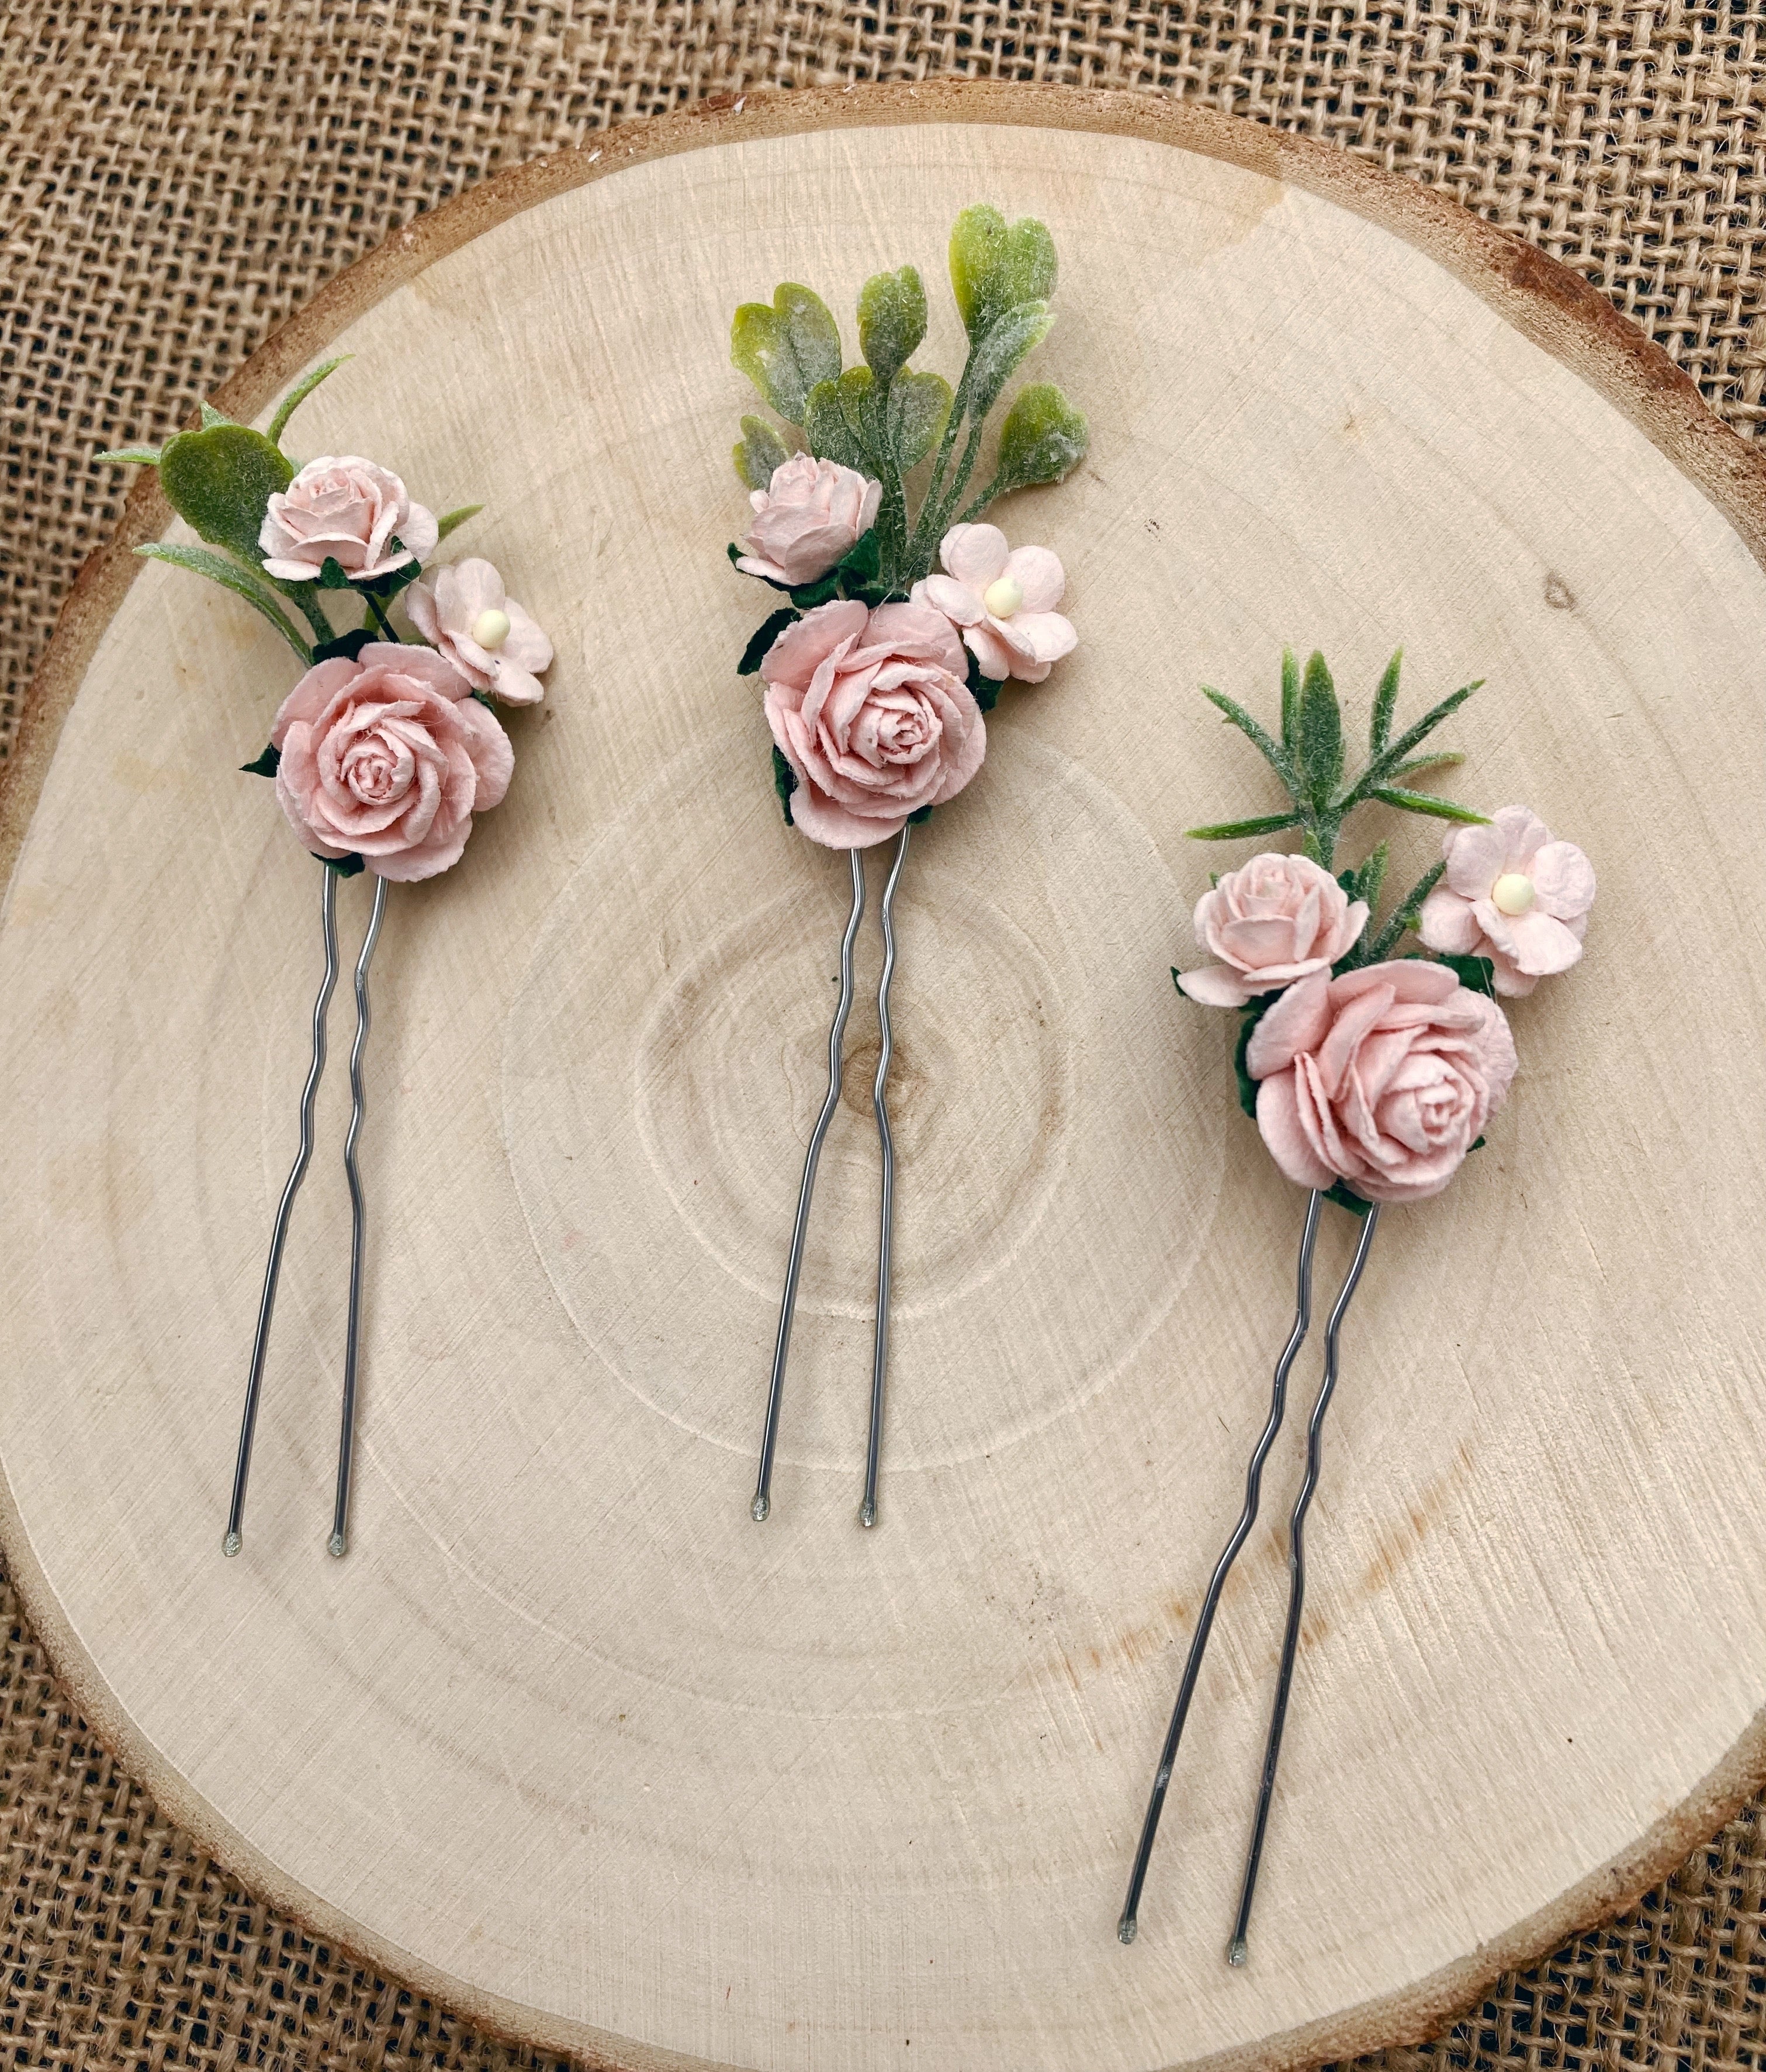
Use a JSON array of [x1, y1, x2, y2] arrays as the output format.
[[964, 647, 1003, 713], [837, 365, 881, 444], [95, 445, 163, 467], [199, 401, 233, 428], [1185, 810, 1303, 841], [965, 302, 1054, 422], [733, 417, 790, 493], [1280, 648, 1300, 751], [802, 378, 870, 473], [1365, 859, 1446, 960], [731, 283, 842, 426], [1231, 995, 1276, 1120], [1369, 785, 1490, 824], [1296, 651, 1343, 810], [240, 743, 281, 777], [316, 556, 353, 591], [993, 382, 1088, 491], [839, 528, 882, 586], [1391, 749, 1464, 778], [1352, 840, 1388, 916], [739, 606, 799, 674], [157, 422, 294, 564], [267, 356, 351, 448], [771, 744, 798, 824], [1367, 680, 1481, 780], [1323, 1179, 1373, 1217], [133, 542, 311, 663], [1203, 687, 1297, 791], [887, 370, 953, 470], [857, 265, 927, 382], [1370, 649, 1402, 754], [320, 852, 366, 877], [435, 504, 483, 542], [906, 803, 933, 825], [948, 207, 1058, 339], [1438, 951, 1496, 997], [312, 627, 376, 664]]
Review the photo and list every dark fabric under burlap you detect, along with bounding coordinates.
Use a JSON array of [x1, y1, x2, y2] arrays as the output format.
[[2, 6, 1764, 2068]]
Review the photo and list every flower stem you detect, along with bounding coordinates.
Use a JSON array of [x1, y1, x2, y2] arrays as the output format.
[[362, 591, 403, 642]]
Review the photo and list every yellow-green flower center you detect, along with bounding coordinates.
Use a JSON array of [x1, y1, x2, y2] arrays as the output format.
[[1492, 871, 1535, 916], [982, 574, 1023, 619], [472, 608, 511, 652]]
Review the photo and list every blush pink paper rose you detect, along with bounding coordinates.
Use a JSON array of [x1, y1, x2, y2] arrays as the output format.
[[406, 557, 553, 706], [1246, 959, 1518, 1204], [258, 455, 439, 585], [1176, 852, 1369, 1009], [912, 522, 1076, 685], [1417, 805, 1595, 997], [271, 642, 513, 881], [737, 453, 882, 587], [761, 598, 985, 848]]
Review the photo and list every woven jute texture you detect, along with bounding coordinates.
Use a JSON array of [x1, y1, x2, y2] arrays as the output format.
[[3, 6, 1765, 2069]]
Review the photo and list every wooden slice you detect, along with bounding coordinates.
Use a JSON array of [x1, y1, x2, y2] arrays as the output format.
[[3, 83, 1764, 2072]]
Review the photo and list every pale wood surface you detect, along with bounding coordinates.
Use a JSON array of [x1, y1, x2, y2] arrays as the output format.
[[2, 97, 1765, 2072]]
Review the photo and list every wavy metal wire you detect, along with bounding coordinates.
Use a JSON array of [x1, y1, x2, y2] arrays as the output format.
[[753, 847, 867, 1523], [223, 863, 340, 1558], [329, 873, 389, 1558], [860, 824, 911, 1529]]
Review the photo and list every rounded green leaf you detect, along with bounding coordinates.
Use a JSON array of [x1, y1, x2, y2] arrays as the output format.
[[995, 382, 1088, 489], [857, 265, 927, 382], [887, 370, 953, 470], [803, 379, 870, 473], [730, 283, 842, 427], [948, 206, 1059, 339], [965, 302, 1054, 421], [733, 415, 790, 491], [157, 423, 294, 564]]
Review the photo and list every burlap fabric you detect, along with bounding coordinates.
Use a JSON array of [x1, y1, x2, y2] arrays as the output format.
[[2, 5, 1764, 2067]]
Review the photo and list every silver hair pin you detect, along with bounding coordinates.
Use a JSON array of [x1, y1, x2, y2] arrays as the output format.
[[1119, 1193, 1381, 1950], [226, 863, 389, 1560], [753, 826, 910, 1528]]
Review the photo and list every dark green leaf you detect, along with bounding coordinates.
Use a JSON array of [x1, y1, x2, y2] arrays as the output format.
[[133, 542, 310, 663], [1370, 649, 1402, 754], [857, 265, 927, 382], [739, 607, 799, 674], [1186, 810, 1302, 841], [319, 852, 365, 876], [312, 627, 376, 664], [317, 556, 353, 590], [788, 568, 842, 608], [993, 382, 1088, 490], [1438, 951, 1497, 997], [1369, 785, 1490, 824], [839, 529, 882, 585], [1203, 686, 1297, 790], [1231, 995, 1276, 1120], [731, 284, 842, 425], [240, 743, 281, 777], [1323, 1179, 1373, 1216], [435, 504, 483, 543], [733, 417, 790, 493], [267, 356, 351, 448], [887, 370, 953, 470], [907, 803, 934, 825], [771, 744, 798, 825], [157, 422, 295, 564], [729, 539, 791, 593], [1297, 650, 1343, 810], [965, 647, 1003, 713]]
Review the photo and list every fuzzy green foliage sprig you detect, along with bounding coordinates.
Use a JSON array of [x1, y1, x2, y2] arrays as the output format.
[[730, 206, 1089, 598], [97, 359, 479, 667]]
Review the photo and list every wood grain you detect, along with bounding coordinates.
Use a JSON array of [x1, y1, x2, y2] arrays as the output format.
[[2, 86, 1764, 2072]]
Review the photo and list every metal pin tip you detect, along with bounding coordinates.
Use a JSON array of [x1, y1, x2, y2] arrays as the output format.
[[327, 1530, 347, 1558], [1227, 1937, 1248, 1967], [750, 1494, 770, 1523], [859, 1499, 877, 1529], [222, 1531, 242, 1559], [1117, 1915, 1139, 1946]]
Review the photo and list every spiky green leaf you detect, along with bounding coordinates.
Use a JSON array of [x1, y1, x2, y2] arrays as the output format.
[[1364, 860, 1447, 960], [1370, 649, 1402, 754], [1202, 687, 1297, 790], [731, 283, 842, 426], [267, 356, 352, 449], [199, 401, 233, 429], [94, 445, 163, 467], [1186, 810, 1303, 841], [435, 504, 484, 542], [1365, 680, 1481, 783], [1280, 647, 1300, 751], [133, 542, 310, 663], [1369, 785, 1490, 824], [1296, 651, 1343, 811]]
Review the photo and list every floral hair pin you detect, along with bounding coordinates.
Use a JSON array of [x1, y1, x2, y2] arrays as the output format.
[[1117, 649, 1595, 1954], [728, 207, 1089, 1527], [100, 363, 551, 1560]]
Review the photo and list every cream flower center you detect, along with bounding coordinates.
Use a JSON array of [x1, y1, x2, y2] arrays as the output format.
[[1492, 872, 1535, 916], [982, 574, 1023, 619], [472, 608, 511, 651]]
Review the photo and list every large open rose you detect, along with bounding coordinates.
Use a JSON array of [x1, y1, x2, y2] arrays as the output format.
[[1176, 851, 1368, 1007], [1247, 959, 1517, 1203], [270, 643, 512, 881], [760, 599, 985, 847], [258, 455, 439, 585]]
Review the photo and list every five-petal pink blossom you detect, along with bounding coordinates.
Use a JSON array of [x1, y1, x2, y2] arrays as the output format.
[[737, 454, 882, 587], [258, 455, 438, 585], [270, 642, 512, 881], [1176, 852, 1368, 1008], [760, 598, 985, 848], [1248, 959, 1518, 1204], [912, 522, 1076, 684], [406, 557, 553, 706], [1418, 806, 1595, 997]]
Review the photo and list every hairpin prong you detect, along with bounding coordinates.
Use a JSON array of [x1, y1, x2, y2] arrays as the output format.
[[1117, 1187, 1325, 1943], [1227, 1200, 1380, 1964], [753, 846, 867, 1522], [329, 873, 389, 1558], [860, 824, 911, 1528], [224, 862, 341, 1557]]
